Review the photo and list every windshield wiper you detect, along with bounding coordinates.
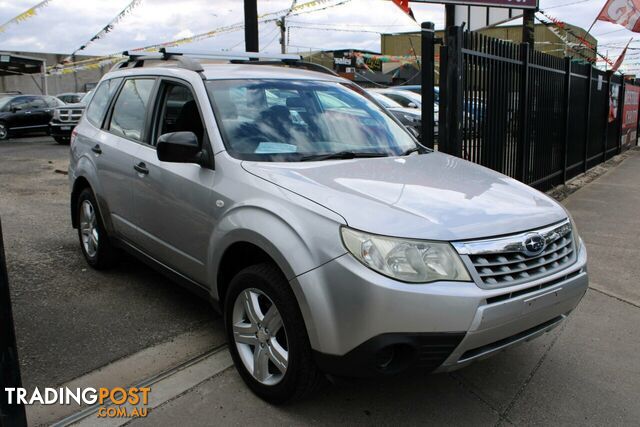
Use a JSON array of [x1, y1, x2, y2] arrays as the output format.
[[299, 151, 389, 162]]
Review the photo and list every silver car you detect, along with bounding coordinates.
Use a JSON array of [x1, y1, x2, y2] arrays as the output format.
[[68, 51, 588, 403]]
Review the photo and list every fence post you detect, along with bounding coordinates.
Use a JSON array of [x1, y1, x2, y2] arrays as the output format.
[[0, 218, 28, 426], [421, 22, 435, 149], [438, 45, 449, 152], [602, 70, 612, 162], [562, 57, 571, 184], [442, 25, 464, 157], [517, 43, 530, 183], [583, 65, 593, 173], [616, 79, 625, 154]]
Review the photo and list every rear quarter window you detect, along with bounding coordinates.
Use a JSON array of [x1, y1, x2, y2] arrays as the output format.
[[85, 78, 123, 127]]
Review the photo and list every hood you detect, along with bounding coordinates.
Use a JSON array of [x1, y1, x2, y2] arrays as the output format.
[[241, 152, 567, 241], [56, 102, 86, 109], [388, 107, 422, 116]]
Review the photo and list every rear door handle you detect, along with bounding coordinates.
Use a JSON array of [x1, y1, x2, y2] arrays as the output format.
[[91, 144, 102, 154], [134, 162, 149, 175]]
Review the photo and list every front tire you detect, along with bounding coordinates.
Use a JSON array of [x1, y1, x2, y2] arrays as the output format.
[[225, 263, 322, 403], [0, 122, 8, 140], [54, 136, 70, 145], [76, 188, 117, 269]]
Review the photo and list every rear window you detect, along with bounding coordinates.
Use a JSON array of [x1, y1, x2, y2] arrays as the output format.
[[85, 78, 123, 127]]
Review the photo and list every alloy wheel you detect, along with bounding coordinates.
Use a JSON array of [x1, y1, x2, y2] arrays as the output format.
[[79, 200, 99, 258], [0, 124, 7, 140], [232, 288, 289, 386]]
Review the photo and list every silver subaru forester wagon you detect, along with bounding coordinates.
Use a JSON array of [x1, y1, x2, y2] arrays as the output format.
[[69, 51, 588, 403]]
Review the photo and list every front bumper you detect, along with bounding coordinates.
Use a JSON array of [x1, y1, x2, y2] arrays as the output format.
[[49, 121, 77, 138], [294, 240, 587, 377]]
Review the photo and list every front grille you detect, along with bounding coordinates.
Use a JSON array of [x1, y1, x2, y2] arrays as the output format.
[[58, 109, 84, 122], [454, 220, 576, 288]]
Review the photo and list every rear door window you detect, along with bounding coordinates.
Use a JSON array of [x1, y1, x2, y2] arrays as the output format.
[[29, 97, 47, 109], [85, 78, 123, 127], [108, 79, 155, 142]]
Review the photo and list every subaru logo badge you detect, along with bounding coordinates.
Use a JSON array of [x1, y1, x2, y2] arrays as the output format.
[[523, 234, 546, 257]]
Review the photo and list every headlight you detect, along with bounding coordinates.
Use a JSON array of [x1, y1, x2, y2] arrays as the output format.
[[53, 109, 60, 120], [567, 213, 581, 251], [341, 227, 471, 283]]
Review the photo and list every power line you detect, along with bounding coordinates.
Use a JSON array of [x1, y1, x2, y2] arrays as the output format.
[[288, 24, 382, 34], [541, 0, 592, 11]]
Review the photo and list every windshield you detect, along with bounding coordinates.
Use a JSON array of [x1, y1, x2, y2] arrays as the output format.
[[206, 79, 418, 162], [391, 90, 422, 105], [369, 91, 402, 109]]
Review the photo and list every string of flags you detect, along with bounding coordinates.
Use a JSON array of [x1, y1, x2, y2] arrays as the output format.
[[538, 11, 630, 72], [49, 0, 351, 75], [0, 0, 53, 33], [63, 0, 143, 62]]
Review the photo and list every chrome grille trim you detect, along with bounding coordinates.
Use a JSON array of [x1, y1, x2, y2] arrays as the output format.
[[452, 220, 576, 288], [58, 109, 84, 123]]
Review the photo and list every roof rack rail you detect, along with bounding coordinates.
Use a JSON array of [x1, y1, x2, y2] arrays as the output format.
[[112, 49, 337, 77], [116, 50, 204, 73]]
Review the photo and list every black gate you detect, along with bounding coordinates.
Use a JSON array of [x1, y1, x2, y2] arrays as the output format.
[[432, 25, 631, 192]]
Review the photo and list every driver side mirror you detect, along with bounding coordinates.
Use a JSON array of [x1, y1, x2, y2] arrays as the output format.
[[10, 105, 23, 113], [157, 132, 207, 166], [407, 102, 418, 109]]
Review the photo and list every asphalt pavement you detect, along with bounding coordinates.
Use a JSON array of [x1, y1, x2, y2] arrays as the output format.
[[2, 135, 639, 425], [0, 136, 219, 390]]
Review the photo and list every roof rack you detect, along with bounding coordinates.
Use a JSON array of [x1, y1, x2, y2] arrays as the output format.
[[111, 48, 338, 77]]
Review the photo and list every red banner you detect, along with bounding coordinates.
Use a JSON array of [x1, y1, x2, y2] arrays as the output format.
[[597, 0, 640, 32], [621, 84, 640, 147], [391, 0, 416, 20]]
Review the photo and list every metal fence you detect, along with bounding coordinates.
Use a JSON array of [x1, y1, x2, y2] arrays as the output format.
[[433, 25, 632, 192]]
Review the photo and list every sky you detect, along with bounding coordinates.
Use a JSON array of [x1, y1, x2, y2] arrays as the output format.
[[0, 0, 638, 73]]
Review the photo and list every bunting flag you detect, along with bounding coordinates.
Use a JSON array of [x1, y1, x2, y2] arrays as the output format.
[[0, 0, 53, 33], [611, 38, 632, 72], [597, 0, 640, 32], [391, 0, 416, 21], [50, 0, 352, 74], [63, 0, 143, 62]]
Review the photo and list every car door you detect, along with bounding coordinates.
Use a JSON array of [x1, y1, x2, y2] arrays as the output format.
[[131, 79, 216, 285], [28, 97, 52, 129], [7, 96, 32, 130], [86, 77, 144, 240]]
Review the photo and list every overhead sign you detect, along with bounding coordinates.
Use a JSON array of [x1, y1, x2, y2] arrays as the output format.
[[454, 5, 523, 30], [408, 0, 538, 10]]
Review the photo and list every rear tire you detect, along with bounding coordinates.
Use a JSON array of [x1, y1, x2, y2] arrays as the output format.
[[76, 187, 118, 269], [224, 263, 323, 404]]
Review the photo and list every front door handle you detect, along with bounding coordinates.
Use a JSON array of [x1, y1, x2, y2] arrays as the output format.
[[91, 144, 102, 154], [134, 162, 149, 175]]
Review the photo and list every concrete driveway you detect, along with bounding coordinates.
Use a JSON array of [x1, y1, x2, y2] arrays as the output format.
[[2, 136, 638, 425]]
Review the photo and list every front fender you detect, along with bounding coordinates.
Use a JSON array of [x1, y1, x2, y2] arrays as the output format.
[[208, 199, 347, 347]]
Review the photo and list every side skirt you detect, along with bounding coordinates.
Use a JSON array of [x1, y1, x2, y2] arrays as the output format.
[[112, 237, 222, 313]]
